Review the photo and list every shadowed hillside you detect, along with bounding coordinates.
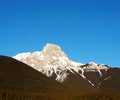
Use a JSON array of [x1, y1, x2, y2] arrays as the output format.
[[0, 55, 68, 92], [98, 68, 120, 93], [0, 55, 120, 100]]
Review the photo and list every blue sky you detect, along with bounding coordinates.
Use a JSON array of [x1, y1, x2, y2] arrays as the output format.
[[0, 0, 120, 67]]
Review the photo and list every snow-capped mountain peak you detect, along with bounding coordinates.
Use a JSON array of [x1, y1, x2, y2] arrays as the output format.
[[13, 43, 82, 82], [13, 43, 110, 85]]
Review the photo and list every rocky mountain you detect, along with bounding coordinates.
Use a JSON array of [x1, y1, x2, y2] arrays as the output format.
[[13, 43, 82, 83], [12, 43, 120, 93]]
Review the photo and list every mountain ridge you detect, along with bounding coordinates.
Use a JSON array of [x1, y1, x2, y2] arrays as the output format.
[[13, 43, 112, 88]]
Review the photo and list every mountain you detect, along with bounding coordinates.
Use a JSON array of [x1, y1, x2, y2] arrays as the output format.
[[13, 43, 82, 82], [0, 55, 69, 93], [13, 43, 95, 92], [1, 44, 120, 99], [13, 43, 120, 94]]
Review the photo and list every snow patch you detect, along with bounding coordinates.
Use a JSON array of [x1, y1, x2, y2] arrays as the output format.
[[13, 52, 31, 60], [103, 76, 111, 81], [88, 80, 94, 87]]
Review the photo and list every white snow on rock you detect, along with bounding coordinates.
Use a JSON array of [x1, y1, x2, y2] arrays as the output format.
[[13, 43, 83, 82], [13, 52, 31, 60], [82, 62, 109, 77]]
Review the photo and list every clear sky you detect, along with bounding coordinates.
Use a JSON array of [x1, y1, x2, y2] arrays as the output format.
[[0, 0, 120, 67]]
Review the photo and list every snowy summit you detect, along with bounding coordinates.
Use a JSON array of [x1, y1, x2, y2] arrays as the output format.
[[13, 43, 110, 85]]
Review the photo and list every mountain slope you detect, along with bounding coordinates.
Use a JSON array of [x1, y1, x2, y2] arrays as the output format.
[[97, 68, 120, 93], [0, 55, 68, 92]]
